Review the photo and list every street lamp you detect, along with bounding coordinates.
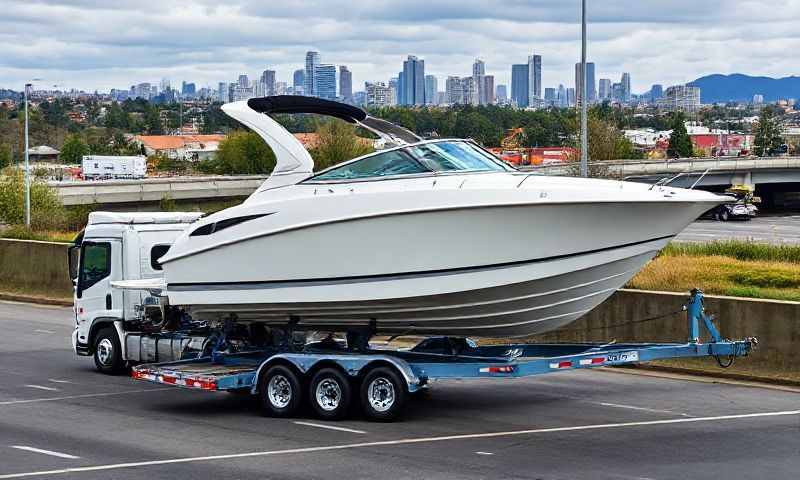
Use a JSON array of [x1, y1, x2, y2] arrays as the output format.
[[23, 83, 31, 227], [580, 0, 588, 178]]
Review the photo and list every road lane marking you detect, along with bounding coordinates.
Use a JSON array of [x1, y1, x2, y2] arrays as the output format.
[[9, 447, 79, 460], [33, 330, 55, 334], [23, 385, 58, 392], [475, 451, 494, 455], [1, 410, 797, 479], [0, 388, 172, 406], [47, 380, 74, 384], [293, 421, 367, 434], [596, 402, 694, 417]]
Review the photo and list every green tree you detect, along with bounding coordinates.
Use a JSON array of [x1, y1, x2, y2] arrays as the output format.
[[213, 131, 276, 174], [0, 143, 11, 169], [753, 107, 784, 156], [309, 120, 374, 171], [667, 112, 693, 158], [60, 134, 90, 164], [0, 168, 65, 230]]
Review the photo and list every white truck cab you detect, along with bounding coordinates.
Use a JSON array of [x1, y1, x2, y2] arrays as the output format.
[[69, 211, 204, 372]]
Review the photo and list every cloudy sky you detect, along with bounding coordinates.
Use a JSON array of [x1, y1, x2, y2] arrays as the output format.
[[3, 0, 800, 94]]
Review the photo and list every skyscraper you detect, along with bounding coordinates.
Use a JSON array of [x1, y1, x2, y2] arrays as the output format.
[[218, 82, 228, 102], [574, 62, 595, 106], [473, 58, 485, 105], [396, 72, 404, 105], [293, 69, 305, 95], [558, 84, 566, 107], [544, 87, 556, 106], [566, 87, 576, 107], [304, 51, 320, 97], [495, 84, 507, 104], [339, 66, 352, 101], [315, 64, 336, 100], [402, 55, 425, 105], [650, 84, 663, 102], [511, 64, 529, 108], [260, 70, 276, 97], [527, 54, 541, 106], [425, 75, 438, 105], [598, 78, 611, 101], [621, 73, 631, 103], [483, 75, 495, 105]]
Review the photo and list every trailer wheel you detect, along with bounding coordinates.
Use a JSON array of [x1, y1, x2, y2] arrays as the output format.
[[93, 327, 124, 374], [259, 365, 303, 417], [720, 210, 729, 221], [360, 366, 407, 422], [309, 368, 352, 420]]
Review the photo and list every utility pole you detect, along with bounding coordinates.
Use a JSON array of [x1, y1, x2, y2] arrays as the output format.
[[24, 83, 31, 227], [580, 0, 588, 177]]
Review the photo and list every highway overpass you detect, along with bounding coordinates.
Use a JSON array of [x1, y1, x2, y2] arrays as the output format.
[[52, 175, 268, 207]]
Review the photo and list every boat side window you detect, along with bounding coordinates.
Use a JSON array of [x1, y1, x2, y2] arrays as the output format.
[[150, 244, 171, 271], [408, 142, 508, 173], [311, 150, 429, 181], [77, 242, 110, 297]]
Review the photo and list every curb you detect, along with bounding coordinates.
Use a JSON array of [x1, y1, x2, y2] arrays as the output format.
[[623, 364, 800, 389], [0, 293, 72, 307]]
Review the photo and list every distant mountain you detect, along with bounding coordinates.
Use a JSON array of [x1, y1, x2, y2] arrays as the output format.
[[688, 74, 800, 104]]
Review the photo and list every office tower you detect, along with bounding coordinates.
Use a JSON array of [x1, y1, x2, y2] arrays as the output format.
[[304, 51, 320, 96], [495, 84, 507, 104], [217, 82, 228, 102], [396, 73, 404, 105], [425, 75, 438, 105], [621, 73, 631, 102], [402, 55, 425, 105], [238, 75, 249, 88], [315, 64, 336, 100], [293, 69, 305, 94], [511, 64, 529, 108], [365, 82, 390, 107], [483, 75, 495, 105], [260, 70, 276, 97], [566, 87, 576, 107], [558, 84, 566, 107], [544, 87, 556, 106], [339, 66, 353, 101], [473, 58, 485, 105], [528, 54, 541, 106], [388, 77, 399, 106], [598, 78, 611, 101], [658, 84, 700, 112], [574, 62, 595, 106], [650, 84, 663, 102], [445, 76, 466, 105]]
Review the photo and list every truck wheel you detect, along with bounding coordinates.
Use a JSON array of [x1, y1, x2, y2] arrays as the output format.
[[360, 366, 407, 422], [309, 368, 352, 420], [260, 365, 303, 417], [720, 210, 729, 221], [93, 327, 124, 374]]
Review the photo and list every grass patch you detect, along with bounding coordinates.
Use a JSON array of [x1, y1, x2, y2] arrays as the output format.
[[0, 225, 78, 243], [629, 254, 800, 302], [662, 241, 800, 264]]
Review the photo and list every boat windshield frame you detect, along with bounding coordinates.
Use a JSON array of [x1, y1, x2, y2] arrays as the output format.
[[301, 139, 516, 184]]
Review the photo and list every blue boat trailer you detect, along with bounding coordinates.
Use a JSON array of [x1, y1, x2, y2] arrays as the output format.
[[131, 290, 757, 421]]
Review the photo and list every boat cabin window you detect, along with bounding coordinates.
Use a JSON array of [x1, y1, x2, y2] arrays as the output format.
[[307, 141, 508, 182], [150, 244, 171, 271], [311, 150, 427, 181]]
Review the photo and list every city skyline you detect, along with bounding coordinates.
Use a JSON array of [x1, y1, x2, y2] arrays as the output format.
[[3, 0, 799, 94]]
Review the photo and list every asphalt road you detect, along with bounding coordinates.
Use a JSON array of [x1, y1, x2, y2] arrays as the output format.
[[676, 215, 800, 244], [0, 301, 799, 479]]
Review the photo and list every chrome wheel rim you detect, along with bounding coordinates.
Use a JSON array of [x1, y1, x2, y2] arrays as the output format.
[[97, 338, 114, 366], [367, 377, 394, 412], [267, 375, 292, 409], [315, 379, 342, 411]]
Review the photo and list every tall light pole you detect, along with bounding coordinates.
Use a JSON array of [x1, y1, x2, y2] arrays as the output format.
[[579, 0, 588, 177], [23, 83, 31, 227]]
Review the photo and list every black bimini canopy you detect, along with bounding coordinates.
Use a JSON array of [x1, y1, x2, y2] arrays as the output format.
[[247, 96, 367, 124], [246, 95, 422, 144]]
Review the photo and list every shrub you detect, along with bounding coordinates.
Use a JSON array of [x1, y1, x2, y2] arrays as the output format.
[[0, 168, 66, 230], [309, 120, 374, 171]]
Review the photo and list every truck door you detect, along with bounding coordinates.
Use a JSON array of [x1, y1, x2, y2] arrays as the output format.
[[75, 239, 123, 333]]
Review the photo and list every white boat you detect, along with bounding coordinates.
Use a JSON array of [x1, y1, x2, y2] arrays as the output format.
[[151, 96, 726, 337]]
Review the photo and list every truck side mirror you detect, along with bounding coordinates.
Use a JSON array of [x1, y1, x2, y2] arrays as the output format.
[[68, 245, 80, 284]]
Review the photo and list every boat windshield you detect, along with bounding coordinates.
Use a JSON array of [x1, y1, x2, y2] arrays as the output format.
[[309, 141, 509, 181]]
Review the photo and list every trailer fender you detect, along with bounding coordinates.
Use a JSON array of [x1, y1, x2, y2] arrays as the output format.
[[250, 353, 421, 394]]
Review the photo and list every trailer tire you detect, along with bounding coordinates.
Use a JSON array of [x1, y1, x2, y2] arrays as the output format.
[[309, 368, 352, 420], [720, 210, 729, 221], [93, 327, 124, 374], [360, 366, 407, 422], [259, 365, 303, 418]]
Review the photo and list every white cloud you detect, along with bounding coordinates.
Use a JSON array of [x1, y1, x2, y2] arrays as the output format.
[[1, 0, 799, 93]]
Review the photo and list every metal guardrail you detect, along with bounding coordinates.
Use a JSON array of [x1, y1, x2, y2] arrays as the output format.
[[518, 156, 800, 177]]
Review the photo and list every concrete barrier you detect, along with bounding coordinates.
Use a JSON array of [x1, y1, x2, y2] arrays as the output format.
[[0, 239, 73, 300], [529, 289, 800, 382]]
